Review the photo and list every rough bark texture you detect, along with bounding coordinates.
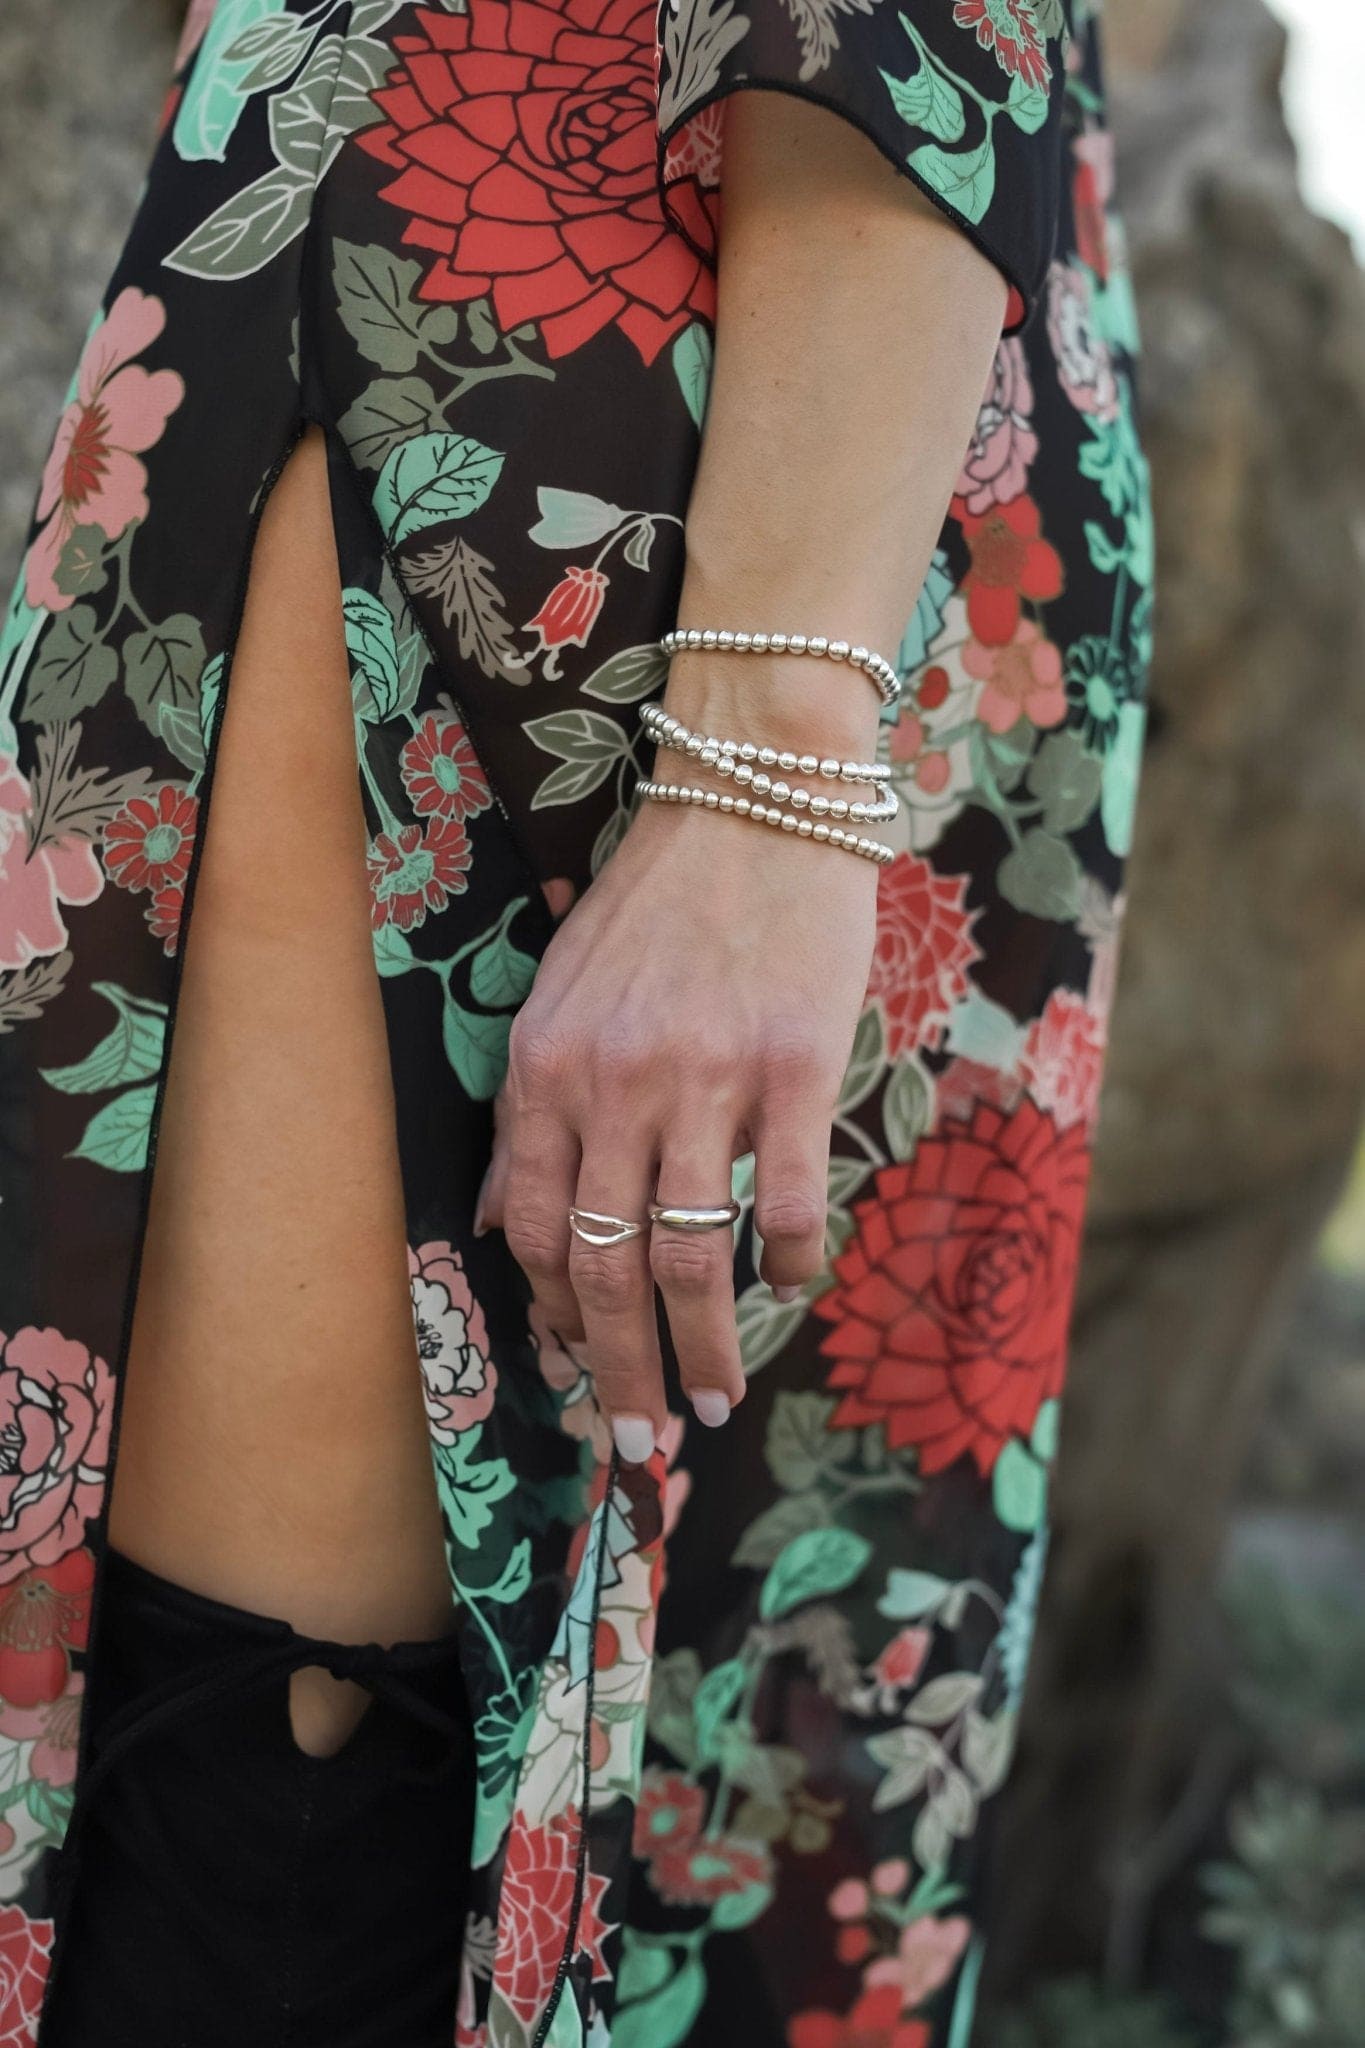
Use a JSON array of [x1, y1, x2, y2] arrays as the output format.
[[988, 0, 1365, 1992]]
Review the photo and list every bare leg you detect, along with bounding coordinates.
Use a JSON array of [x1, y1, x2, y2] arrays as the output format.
[[109, 426, 452, 1756]]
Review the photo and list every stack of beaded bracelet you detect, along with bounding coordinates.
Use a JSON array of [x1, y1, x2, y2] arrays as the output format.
[[660, 625, 902, 708], [638, 703, 897, 868]]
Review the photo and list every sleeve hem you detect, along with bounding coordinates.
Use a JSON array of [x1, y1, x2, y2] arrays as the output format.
[[658, 74, 1038, 336]]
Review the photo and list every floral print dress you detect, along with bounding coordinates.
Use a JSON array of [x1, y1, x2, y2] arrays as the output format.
[[0, 0, 1149, 2042]]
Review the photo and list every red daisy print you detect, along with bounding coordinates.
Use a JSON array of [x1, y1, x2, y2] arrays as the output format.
[[357, 0, 717, 363], [814, 1100, 1091, 1476], [790, 1985, 931, 2048], [103, 784, 198, 895], [952, 494, 1063, 646], [400, 715, 492, 823], [368, 815, 472, 931], [145, 882, 185, 957], [632, 1767, 707, 1861], [865, 853, 980, 1060], [0, 1906, 53, 2048], [496, 1810, 613, 2026], [647, 1831, 772, 1909], [952, 0, 1051, 92], [0, 1548, 93, 1711]]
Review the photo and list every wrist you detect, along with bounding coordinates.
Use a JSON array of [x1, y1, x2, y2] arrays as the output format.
[[660, 649, 886, 764]]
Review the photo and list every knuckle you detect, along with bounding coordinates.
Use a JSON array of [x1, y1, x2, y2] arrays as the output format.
[[756, 1186, 827, 1248], [760, 1032, 828, 1095], [508, 1018, 571, 1101], [503, 1204, 566, 1276], [568, 1239, 648, 1311], [650, 1232, 729, 1296], [587, 1026, 653, 1094]]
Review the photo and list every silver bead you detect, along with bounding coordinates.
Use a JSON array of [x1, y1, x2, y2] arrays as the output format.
[[768, 633, 788, 653], [770, 781, 790, 802], [829, 640, 850, 661], [799, 754, 818, 775], [758, 747, 778, 767], [717, 631, 735, 649], [751, 633, 769, 652], [788, 634, 807, 654], [830, 800, 848, 819], [715, 755, 734, 778], [734, 763, 753, 786], [797, 819, 814, 836], [781, 813, 798, 832], [820, 759, 840, 779], [704, 791, 720, 808], [813, 823, 830, 842], [739, 743, 758, 762], [699, 745, 719, 766], [701, 629, 718, 650], [829, 828, 845, 847], [720, 794, 735, 811], [809, 795, 830, 817], [734, 632, 752, 651], [777, 751, 798, 772], [752, 774, 771, 795], [850, 645, 868, 667], [789, 789, 809, 810], [735, 798, 751, 816], [808, 636, 828, 657]]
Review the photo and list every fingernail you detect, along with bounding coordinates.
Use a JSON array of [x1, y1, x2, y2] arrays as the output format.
[[472, 1171, 492, 1238], [773, 1284, 802, 1304], [691, 1390, 731, 1429], [612, 1415, 657, 1464]]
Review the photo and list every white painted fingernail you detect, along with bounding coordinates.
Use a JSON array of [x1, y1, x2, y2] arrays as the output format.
[[773, 1285, 802, 1304], [691, 1390, 731, 1429], [612, 1415, 657, 1464]]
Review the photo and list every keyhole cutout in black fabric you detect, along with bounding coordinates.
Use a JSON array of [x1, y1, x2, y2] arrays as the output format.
[[288, 1667, 374, 1758]]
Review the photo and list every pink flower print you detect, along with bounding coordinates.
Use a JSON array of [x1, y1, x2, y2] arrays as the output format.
[[0, 1327, 115, 1586], [964, 618, 1067, 735], [957, 338, 1039, 515], [1046, 261, 1119, 422], [0, 1674, 84, 1789], [0, 754, 103, 972], [25, 289, 184, 614], [866, 1915, 972, 2002], [408, 1240, 497, 1439]]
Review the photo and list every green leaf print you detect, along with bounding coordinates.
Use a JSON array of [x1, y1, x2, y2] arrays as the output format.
[[271, 34, 389, 181], [122, 615, 207, 734], [230, 17, 312, 91], [431, 1425, 517, 1547], [613, 1956, 707, 2048], [474, 1537, 532, 1607], [1101, 701, 1146, 858], [198, 653, 226, 760], [374, 433, 505, 546], [173, 0, 286, 164], [528, 488, 625, 550], [525, 710, 629, 811], [672, 323, 713, 429], [339, 377, 441, 472], [693, 1656, 747, 1762], [1006, 68, 1050, 134], [882, 1058, 931, 1159], [878, 1568, 952, 1621], [22, 604, 118, 724], [165, 166, 315, 282], [157, 702, 205, 773], [732, 1491, 834, 1570], [41, 983, 166, 1096], [760, 1527, 872, 1620], [332, 241, 461, 375], [580, 643, 669, 705], [909, 133, 997, 225], [69, 1084, 158, 1174], [765, 1391, 855, 1491], [344, 588, 404, 722], [1026, 728, 1103, 835], [837, 1003, 886, 1113], [735, 1279, 811, 1375], [442, 998, 512, 1102], [992, 1438, 1048, 1533], [997, 827, 1083, 921], [881, 59, 966, 143], [469, 910, 539, 1009]]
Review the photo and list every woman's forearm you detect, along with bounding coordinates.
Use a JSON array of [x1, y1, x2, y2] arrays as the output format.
[[670, 93, 1008, 760]]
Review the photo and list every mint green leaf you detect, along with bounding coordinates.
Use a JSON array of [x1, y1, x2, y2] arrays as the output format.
[[442, 998, 511, 1101], [1101, 701, 1146, 858], [693, 1657, 747, 1762], [198, 653, 226, 758], [992, 1438, 1048, 1533], [760, 1527, 872, 1621], [764, 1391, 855, 1492], [469, 908, 539, 1009], [432, 1425, 517, 1547], [732, 1491, 834, 1571], [613, 1957, 707, 2048], [371, 921, 416, 978], [343, 587, 403, 722], [712, 1881, 771, 1931], [736, 1281, 810, 1376], [375, 432, 504, 545], [838, 1003, 886, 1113], [672, 323, 713, 429], [156, 701, 205, 772], [1031, 1397, 1061, 1464], [69, 1084, 158, 1173], [882, 61, 966, 143], [909, 134, 997, 225], [528, 488, 624, 549], [878, 1568, 951, 1621], [173, 0, 283, 163], [41, 983, 166, 1096], [1007, 69, 1050, 134], [473, 1537, 531, 1607]]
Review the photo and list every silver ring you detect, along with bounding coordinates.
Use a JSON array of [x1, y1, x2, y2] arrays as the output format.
[[648, 1199, 741, 1234], [569, 1206, 646, 1247]]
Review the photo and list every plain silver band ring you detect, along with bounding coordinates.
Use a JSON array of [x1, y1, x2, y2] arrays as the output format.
[[569, 1206, 646, 1247], [648, 1200, 741, 1234]]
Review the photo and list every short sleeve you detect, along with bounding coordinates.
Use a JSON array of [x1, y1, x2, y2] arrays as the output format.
[[656, 0, 1072, 332]]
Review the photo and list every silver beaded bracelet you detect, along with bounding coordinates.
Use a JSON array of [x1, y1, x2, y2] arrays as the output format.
[[638, 777, 894, 866], [660, 626, 901, 708], [640, 703, 883, 787], [642, 707, 897, 824]]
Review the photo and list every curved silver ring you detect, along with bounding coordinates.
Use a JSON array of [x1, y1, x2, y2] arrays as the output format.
[[648, 1199, 741, 1234], [569, 1206, 646, 1247]]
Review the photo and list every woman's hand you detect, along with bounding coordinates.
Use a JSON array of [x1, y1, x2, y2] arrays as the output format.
[[478, 728, 880, 1461]]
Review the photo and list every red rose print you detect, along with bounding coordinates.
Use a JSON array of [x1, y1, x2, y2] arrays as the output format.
[[815, 1100, 1091, 1475], [400, 716, 492, 823], [632, 1767, 706, 1860], [0, 1907, 52, 2048], [952, 495, 1063, 647], [865, 853, 979, 1060], [103, 784, 198, 895], [0, 1329, 115, 1585], [952, 0, 1050, 91], [790, 1984, 930, 2048], [368, 815, 472, 931], [496, 1809, 612, 2025], [647, 1831, 772, 1909], [358, 0, 717, 362], [0, 1548, 93, 1710], [525, 567, 608, 679], [1020, 988, 1107, 1133]]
